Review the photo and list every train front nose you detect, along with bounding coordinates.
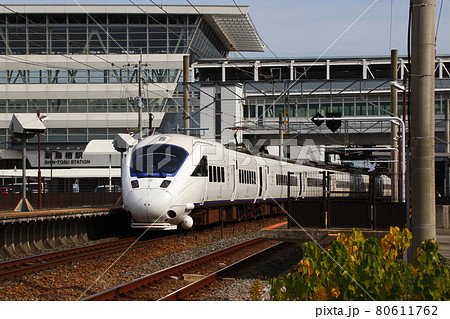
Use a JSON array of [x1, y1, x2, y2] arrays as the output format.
[[127, 188, 172, 223]]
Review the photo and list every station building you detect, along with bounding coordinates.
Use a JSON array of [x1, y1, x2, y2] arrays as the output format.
[[0, 4, 264, 189]]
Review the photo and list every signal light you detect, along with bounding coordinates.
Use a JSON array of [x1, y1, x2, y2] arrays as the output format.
[[311, 112, 342, 132], [325, 113, 341, 133], [311, 112, 324, 126]]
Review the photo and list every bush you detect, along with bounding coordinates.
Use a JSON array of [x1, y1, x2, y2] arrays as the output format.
[[270, 227, 450, 300]]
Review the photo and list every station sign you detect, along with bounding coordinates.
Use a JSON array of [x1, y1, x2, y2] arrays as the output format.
[[27, 149, 121, 168]]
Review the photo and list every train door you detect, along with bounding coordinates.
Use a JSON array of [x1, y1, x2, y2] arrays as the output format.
[[228, 163, 236, 201], [329, 173, 336, 196], [258, 166, 264, 200], [298, 172, 303, 198], [231, 159, 237, 201]]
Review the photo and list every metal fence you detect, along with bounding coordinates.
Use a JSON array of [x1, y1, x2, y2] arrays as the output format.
[[288, 171, 407, 230], [0, 178, 121, 210]]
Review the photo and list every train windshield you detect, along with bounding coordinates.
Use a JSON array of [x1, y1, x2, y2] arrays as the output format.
[[130, 144, 188, 178]]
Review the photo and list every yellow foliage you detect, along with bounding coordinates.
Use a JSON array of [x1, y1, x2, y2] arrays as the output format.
[[381, 226, 412, 261], [331, 287, 340, 298], [249, 279, 265, 301]]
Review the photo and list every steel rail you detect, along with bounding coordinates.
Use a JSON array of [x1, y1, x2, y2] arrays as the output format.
[[83, 237, 266, 301], [0, 236, 171, 280], [158, 241, 288, 301]]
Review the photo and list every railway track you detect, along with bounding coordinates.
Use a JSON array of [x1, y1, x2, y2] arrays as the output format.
[[84, 237, 286, 301], [0, 236, 168, 280]]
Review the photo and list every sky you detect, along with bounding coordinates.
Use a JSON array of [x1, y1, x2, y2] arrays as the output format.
[[2, 0, 449, 58]]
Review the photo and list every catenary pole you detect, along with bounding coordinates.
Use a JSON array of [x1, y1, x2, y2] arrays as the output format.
[[391, 49, 399, 202], [183, 55, 190, 135], [411, 0, 436, 253]]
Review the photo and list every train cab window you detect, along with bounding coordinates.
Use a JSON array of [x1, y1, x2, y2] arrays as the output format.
[[191, 156, 208, 177], [130, 144, 188, 178]]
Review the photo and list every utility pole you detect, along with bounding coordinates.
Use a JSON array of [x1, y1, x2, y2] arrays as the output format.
[[126, 54, 148, 140], [183, 55, 190, 135], [446, 99, 450, 154], [411, 0, 436, 253], [445, 99, 449, 196], [137, 57, 143, 139], [279, 112, 284, 157], [391, 49, 399, 202]]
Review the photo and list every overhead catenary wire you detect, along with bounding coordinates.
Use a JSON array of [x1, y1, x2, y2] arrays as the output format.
[[228, 0, 380, 300], [127, 0, 261, 126], [126, 0, 237, 126], [73, 0, 179, 100], [127, 0, 271, 128], [229, 0, 393, 140], [0, 2, 200, 122], [229, 0, 388, 144], [0, 3, 123, 72], [139, 0, 291, 125], [0, 3, 161, 97]]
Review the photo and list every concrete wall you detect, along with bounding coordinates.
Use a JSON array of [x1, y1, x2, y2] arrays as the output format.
[[436, 205, 450, 229]]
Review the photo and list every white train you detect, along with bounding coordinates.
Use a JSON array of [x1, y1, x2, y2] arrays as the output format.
[[121, 134, 390, 230]]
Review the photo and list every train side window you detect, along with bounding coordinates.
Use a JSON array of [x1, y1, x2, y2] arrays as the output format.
[[213, 166, 217, 182], [221, 167, 225, 183], [216, 166, 222, 183], [191, 156, 208, 177], [208, 166, 213, 182]]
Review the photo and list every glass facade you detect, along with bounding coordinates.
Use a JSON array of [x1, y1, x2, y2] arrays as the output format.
[[0, 12, 228, 58], [0, 13, 202, 55], [244, 94, 450, 120], [0, 8, 231, 148], [0, 68, 180, 84]]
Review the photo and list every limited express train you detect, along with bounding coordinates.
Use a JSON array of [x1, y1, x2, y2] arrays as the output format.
[[121, 134, 390, 230]]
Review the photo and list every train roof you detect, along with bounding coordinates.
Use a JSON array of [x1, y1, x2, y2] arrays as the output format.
[[135, 134, 371, 174]]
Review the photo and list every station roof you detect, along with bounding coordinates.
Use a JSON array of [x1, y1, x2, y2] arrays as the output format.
[[0, 4, 265, 53]]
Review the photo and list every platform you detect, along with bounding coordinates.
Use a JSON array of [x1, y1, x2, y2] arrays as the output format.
[[261, 224, 388, 246], [0, 205, 129, 258], [0, 205, 123, 224], [261, 223, 450, 262]]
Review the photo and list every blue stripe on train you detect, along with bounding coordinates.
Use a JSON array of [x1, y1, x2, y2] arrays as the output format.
[[193, 198, 286, 207]]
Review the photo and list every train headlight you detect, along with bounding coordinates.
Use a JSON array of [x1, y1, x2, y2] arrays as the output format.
[[160, 180, 171, 188], [131, 180, 139, 188]]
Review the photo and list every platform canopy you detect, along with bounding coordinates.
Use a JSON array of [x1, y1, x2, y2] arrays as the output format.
[[205, 12, 266, 52]]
